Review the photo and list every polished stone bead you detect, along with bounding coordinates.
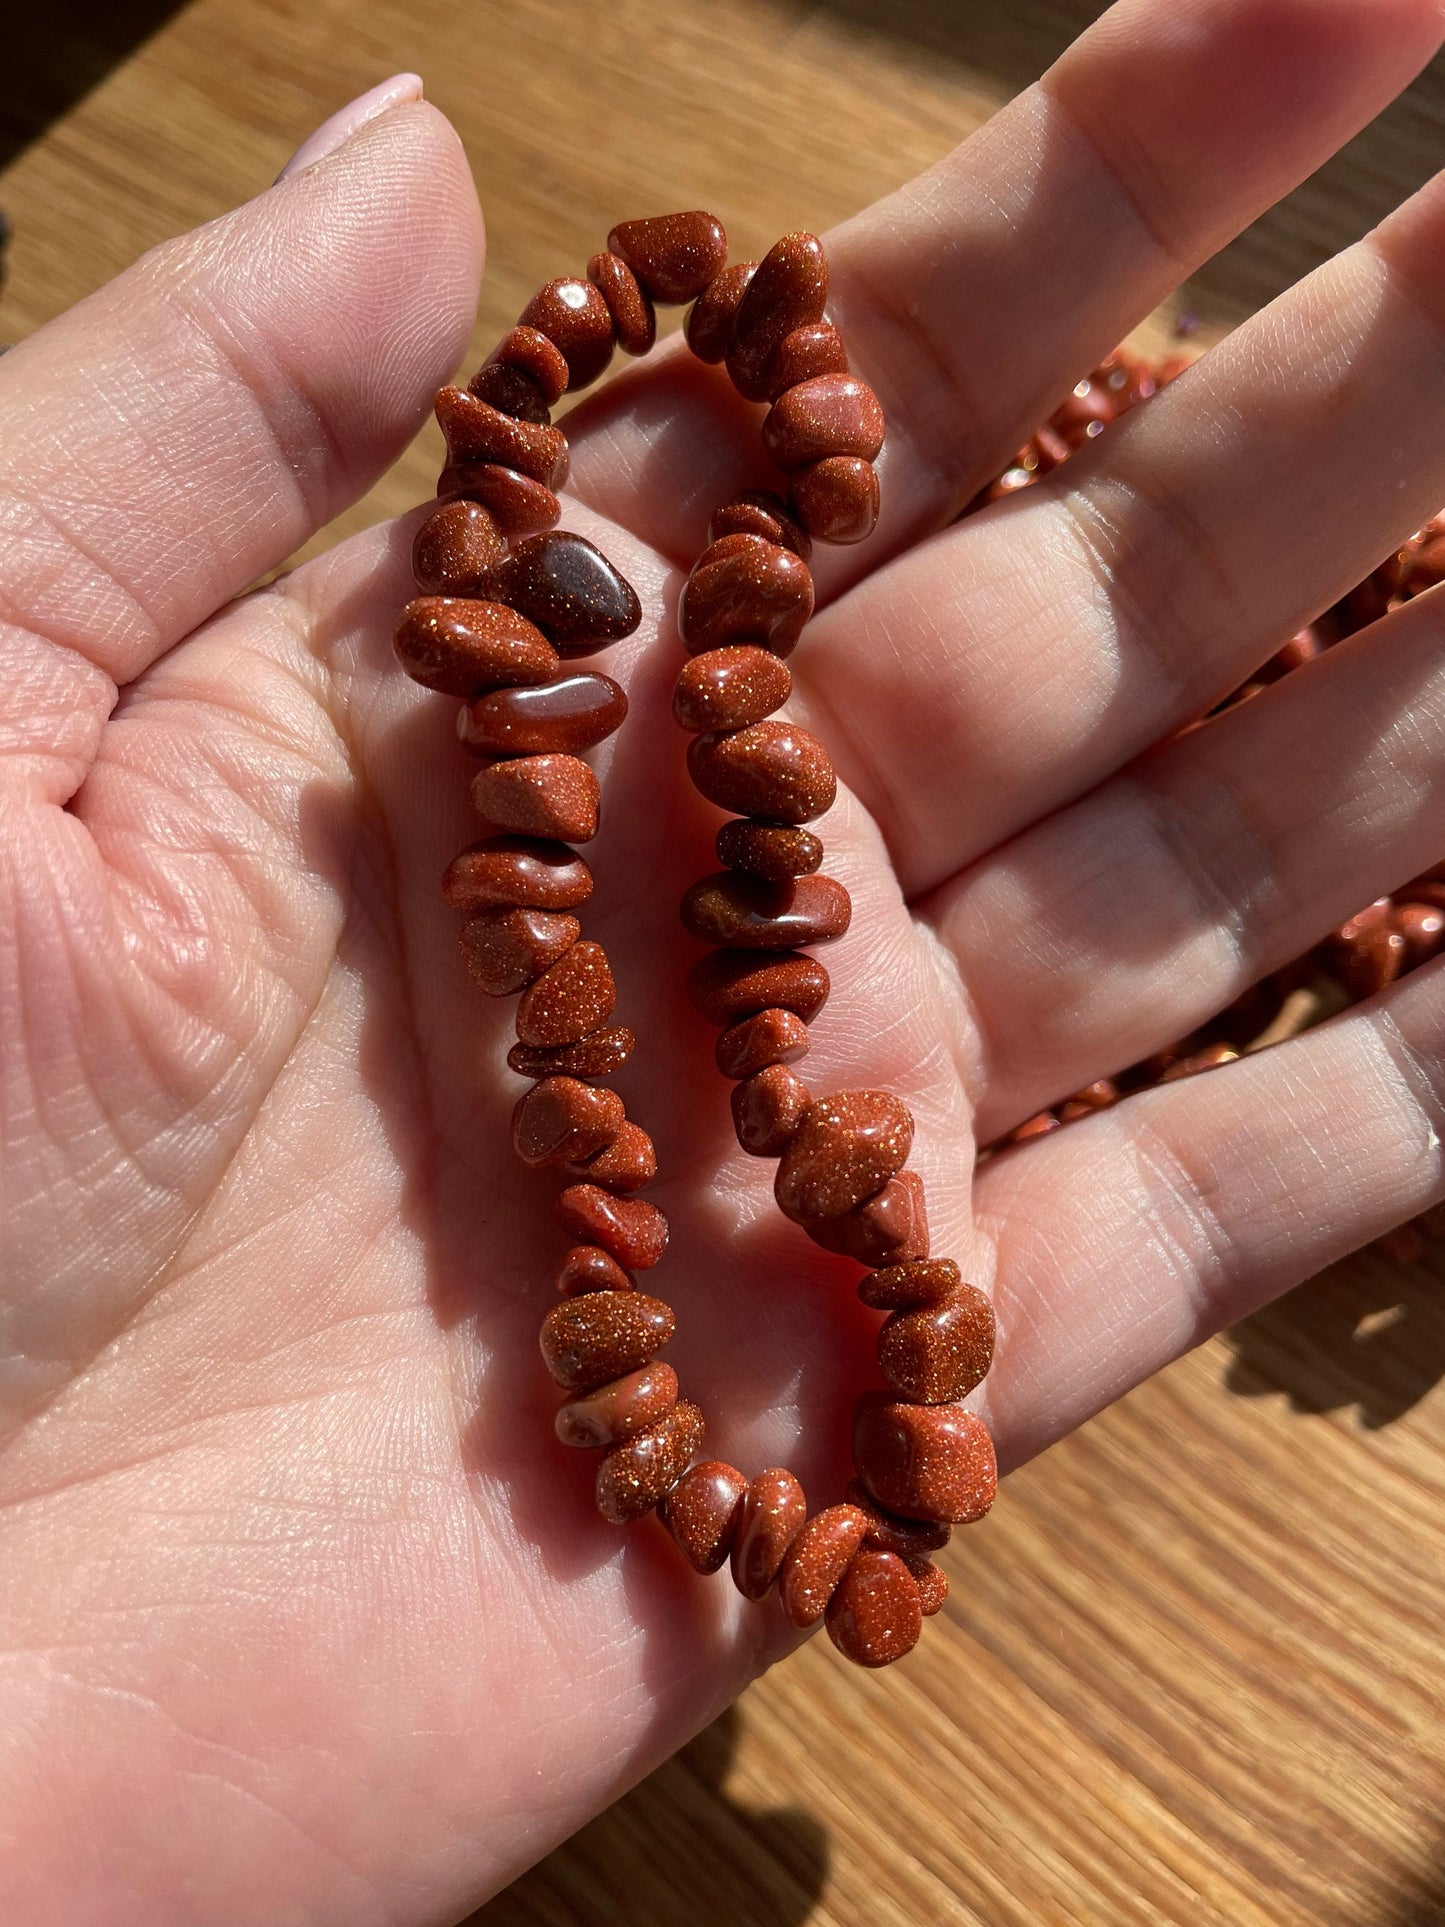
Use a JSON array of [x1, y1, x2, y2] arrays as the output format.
[[805, 1169, 929, 1268], [904, 1554, 950, 1616], [557, 1184, 669, 1269], [825, 1549, 923, 1667], [512, 1074, 624, 1167], [518, 277, 615, 390], [878, 1287, 996, 1404], [732, 1064, 810, 1157], [684, 260, 755, 363], [461, 672, 628, 757], [775, 1091, 914, 1222], [844, 1479, 952, 1556], [442, 836, 593, 913], [681, 872, 851, 948], [714, 1007, 810, 1080], [778, 1504, 869, 1627], [482, 324, 570, 406], [679, 534, 814, 658], [471, 752, 600, 842], [662, 1460, 749, 1573], [434, 385, 570, 488], [686, 948, 830, 1025], [516, 939, 616, 1046], [687, 723, 835, 824], [608, 211, 728, 304], [466, 360, 550, 424], [767, 321, 849, 402], [508, 1025, 636, 1079], [857, 1257, 962, 1311], [596, 1400, 705, 1523], [730, 1468, 807, 1600], [567, 1120, 657, 1194], [556, 1244, 635, 1296], [482, 532, 642, 654], [556, 1361, 678, 1448], [789, 455, 880, 545], [436, 461, 562, 540], [728, 232, 828, 402], [709, 488, 813, 561], [587, 251, 655, 355], [412, 499, 506, 594], [539, 1290, 675, 1393], [763, 374, 885, 470], [459, 906, 579, 995], [715, 818, 824, 883], [673, 646, 792, 733], [852, 1392, 997, 1525], [394, 598, 559, 699]]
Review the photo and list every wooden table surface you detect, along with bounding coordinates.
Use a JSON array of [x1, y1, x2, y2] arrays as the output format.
[[4, 5, 1444, 1922]]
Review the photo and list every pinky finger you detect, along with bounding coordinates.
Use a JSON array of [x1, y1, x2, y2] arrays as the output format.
[[974, 961, 1445, 1467]]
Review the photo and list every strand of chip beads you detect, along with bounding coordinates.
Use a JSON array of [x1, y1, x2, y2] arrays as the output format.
[[391, 210, 997, 1667]]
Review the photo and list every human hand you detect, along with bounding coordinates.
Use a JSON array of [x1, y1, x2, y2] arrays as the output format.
[[5, 3, 1445, 1920]]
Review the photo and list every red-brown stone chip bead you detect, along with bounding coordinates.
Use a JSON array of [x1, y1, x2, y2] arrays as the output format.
[[709, 490, 813, 561], [555, 1361, 679, 1448], [460, 907, 580, 996], [587, 251, 656, 356], [685, 260, 756, 363], [557, 1185, 669, 1269], [857, 1256, 962, 1311], [609, 212, 728, 305], [852, 1392, 997, 1525], [687, 723, 836, 824], [731, 1468, 808, 1600], [460, 673, 627, 757], [413, 499, 506, 595], [679, 535, 814, 658], [395, 599, 559, 699], [596, 1400, 706, 1524], [483, 532, 642, 652], [512, 1075, 625, 1167], [728, 231, 828, 402], [471, 753, 601, 843], [715, 819, 824, 883], [673, 647, 792, 733], [715, 1007, 810, 1080], [775, 1091, 915, 1222], [767, 322, 849, 402], [681, 872, 851, 948], [844, 1479, 952, 1557], [435, 386, 570, 488], [825, 1549, 923, 1667], [436, 462, 562, 540], [508, 1025, 636, 1079], [483, 324, 570, 407], [790, 455, 880, 545], [686, 948, 830, 1025], [467, 360, 552, 425], [732, 1064, 810, 1157], [556, 1244, 634, 1296], [877, 1287, 996, 1404], [662, 1460, 749, 1573], [903, 1554, 950, 1617], [515, 939, 616, 1047], [442, 836, 593, 913], [518, 277, 615, 390], [568, 1120, 657, 1194], [539, 1290, 675, 1393], [763, 374, 885, 471], [804, 1169, 929, 1268], [779, 1504, 869, 1628]]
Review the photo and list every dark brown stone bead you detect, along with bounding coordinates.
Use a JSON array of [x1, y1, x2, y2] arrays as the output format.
[[470, 752, 600, 842], [508, 1025, 636, 1079], [853, 1391, 997, 1525], [681, 872, 851, 948], [586, 251, 655, 356], [459, 906, 580, 996], [516, 940, 616, 1047], [556, 1361, 678, 1448], [482, 532, 642, 654], [435, 462, 562, 540], [857, 1256, 962, 1311], [714, 1007, 810, 1080], [779, 1504, 869, 1628], [775, 1091, 914, 1221], [596, 1401, 705, 1523], [557, 1184, 669, 1269], [878, 1288, 996, 1404], [556, 1244, 635, 1296], [730, 1467, 807, 1600], [511, 1074, 624, 1167], [766, 321, 849, 402], [732, 1064, 810, 1157], [608, 211, 728, 304], [679, 534, 814, 658], [442, 836, 593, 913], [567, 1120, 657, 1195], [412, 499, 507, 595], [825, 1549, 923, 1667], [686, 948, 830, 1025], [466, 360, 550, 424], [673, 646, 792, 733], [687, 723, 835, 824], [709, 489, 813, 561], [482, 324, 570, 406], [728, 232, 829, 402], [460, 673, 627, 757], [434, 385, 570, 489], [804, 1169, 929, 1268], [715, 819, 824, 882], [539, 1290, 675, 1393], [763, 374, 885, 471], [518, 277, 615, 390], [394, 598, 558, 699], [789, 455, 880, 545], [684, 260, 756, 363], [903, 1554, 949, 1616], [662, 1460, 748, 1573], [844, 1479, 952, 1556]]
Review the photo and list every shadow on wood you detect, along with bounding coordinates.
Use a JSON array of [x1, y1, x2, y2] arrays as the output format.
[[0, 1, 190, 174]]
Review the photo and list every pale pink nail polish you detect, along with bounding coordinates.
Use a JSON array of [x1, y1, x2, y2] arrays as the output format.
[[277, 74, 424, 181]]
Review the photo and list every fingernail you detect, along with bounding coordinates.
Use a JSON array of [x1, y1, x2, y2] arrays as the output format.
[[277, 74, 425, 182]]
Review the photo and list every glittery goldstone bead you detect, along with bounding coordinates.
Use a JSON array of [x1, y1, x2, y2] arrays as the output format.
[[608, 211, 727, 304], [775, 1091, 914, 1222], [852, 1392, 997, 1526], [727, 231, 828, 403], [596, 1401, 705, 1523], [557, 1185, 669, 1269], [730, 1468, 807, 1600], [662, 1460, 748, 1573], [555, 1361, 679, 1448], [825, 1549, 923, 1667], [539, 1291, 675, 1393], [778, 1504, 868, 1628], [877, 1287, 996, 1404], [515, 941, 616, 1047]]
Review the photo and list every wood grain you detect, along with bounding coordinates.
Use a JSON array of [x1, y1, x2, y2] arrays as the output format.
[[2, 6, 1443, 1923]]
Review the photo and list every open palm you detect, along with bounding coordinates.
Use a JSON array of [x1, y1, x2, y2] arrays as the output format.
[[7, 3, 1445, 1921]]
